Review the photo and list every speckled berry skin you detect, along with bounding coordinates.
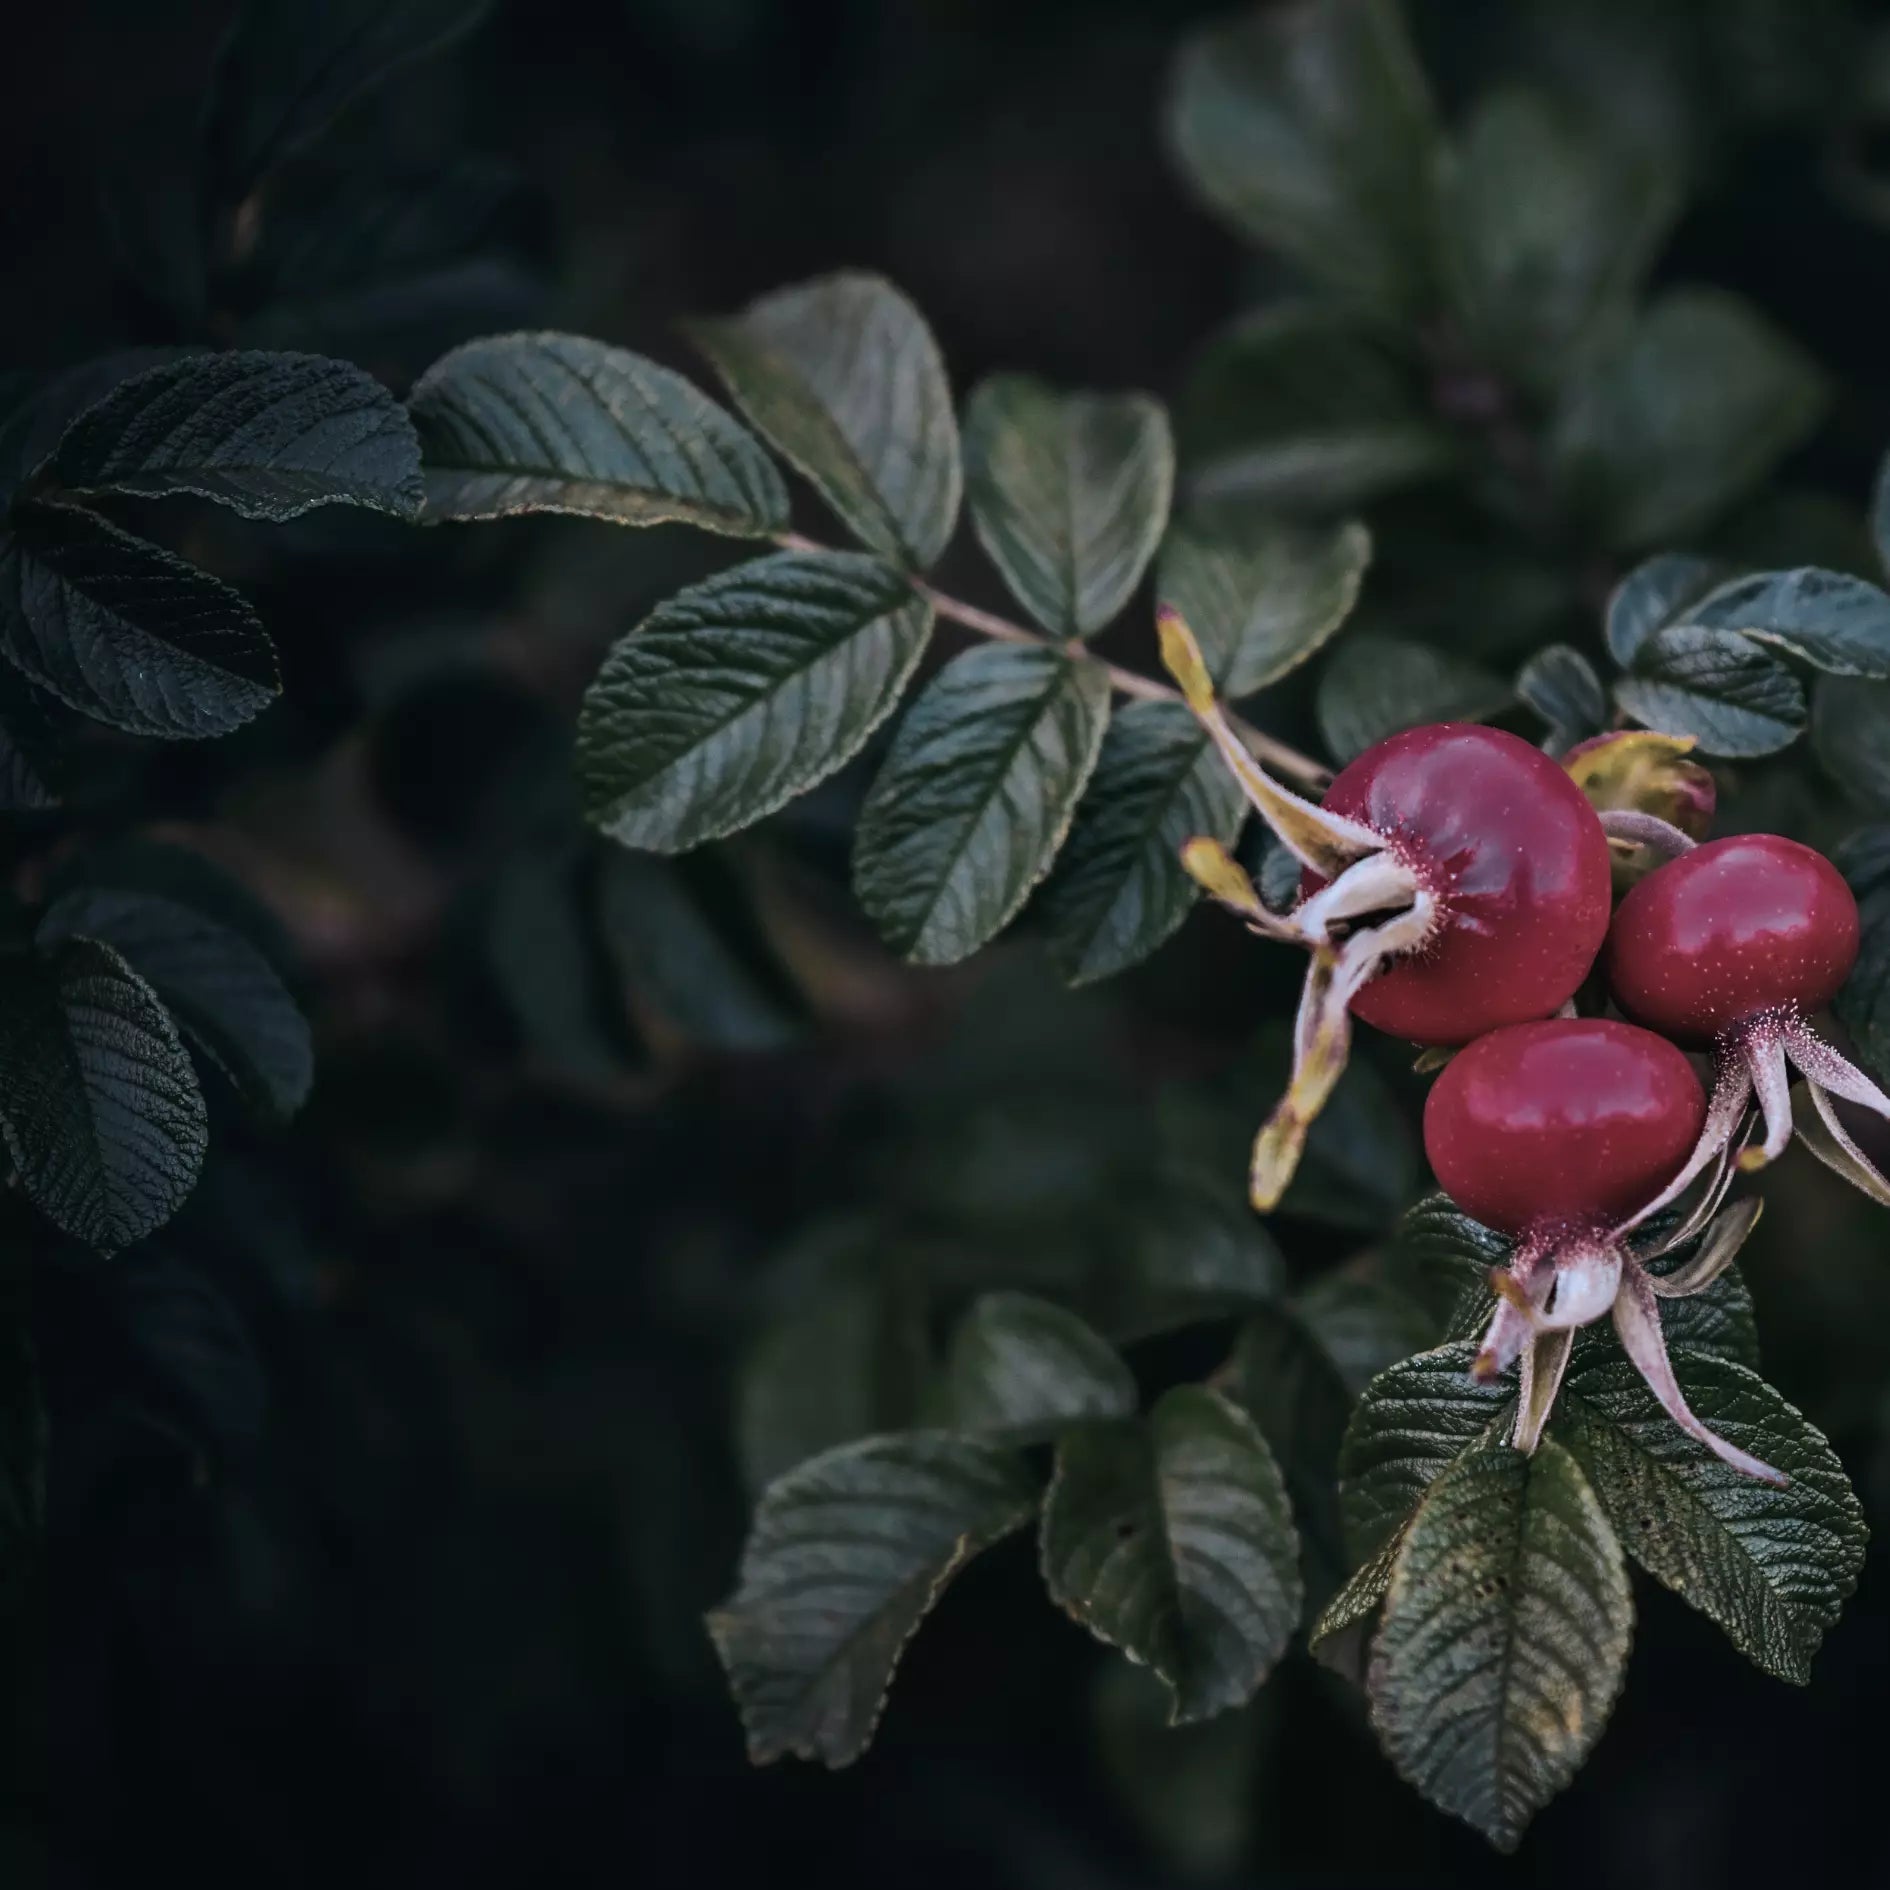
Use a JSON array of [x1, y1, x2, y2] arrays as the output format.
[[1302, 725, 1612, 1044], [1605, 834, 1861, 1045], [1424, 1019, 1707, 1236]]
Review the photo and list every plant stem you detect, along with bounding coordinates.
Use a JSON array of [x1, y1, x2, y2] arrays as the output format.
[[771, 531, 1331, 788]]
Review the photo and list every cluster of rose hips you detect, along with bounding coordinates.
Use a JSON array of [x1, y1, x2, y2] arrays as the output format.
[[1156, 609, 1890, 1481]]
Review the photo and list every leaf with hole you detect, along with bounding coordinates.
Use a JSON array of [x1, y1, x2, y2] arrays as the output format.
[[1614, 624, 1806, 758]]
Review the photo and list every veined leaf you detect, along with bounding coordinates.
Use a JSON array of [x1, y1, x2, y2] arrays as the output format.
[[1040, 1387, 1301, 1722], [0, 503, 278, 740], [1615, 624, 1806, 758], [707, 1432, 1036, 1766], [1316, 634, 1512, 764], [1686, 566, 1890, 679], [690, 272, 961, 569], [0, 349, 198, 492], [577, 550, 931, 853], [1605, 552, 1727, 668], [0, 936, 207, 1253], [1368, 1443, 1631, 1851], [853, 644, 1111, 966], [46, 350, 424, 522], [409, 331, 787, 536], [943, 1292, 1137, 1441], [1037, 701, 1246, 987]]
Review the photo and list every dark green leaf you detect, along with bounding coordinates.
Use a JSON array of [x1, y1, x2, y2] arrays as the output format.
[[576, 550, 931, 853], [1157, 517, 1371, 697], [1615, 625, 1806, 757], [1834, 828, 1890, 1082], [1307, 1533, 1401, 1682], [1549, 289, 1826, 551], [409, 331, 787, 536], [113, 1246, 264, 1453], [1177, 304, 1457, 514], [1557, 1348, 1866, 1684], [1040, 1387, 1301, 1722], [45, 351, 423, 522], [1388, 1193, 1508, 1327], [707, 1432, 1036, 1766], [1098, 1176, 1286, 1342], [1368, 1442, 1631, 1851], [943, 1292, 1136, 1441], [690, 272, 960, 569], [205, 0, 495, 204], [1517, 644, 1606, 747], [962, 376, 1172, 638], [0, 349, 198, 491], [1813, 677, 1890, 811], [38, 887, 311, 1122], [1166, 0, 1444, 320], [1295, 1273, 1440, 1398], [853, 644, 1111, 965], [1316, 633, 1513, 764], [1686, 566, 1890, 678], [1037, 701, 1246, 987], [0, 666, 65, 811], [1605, 552, 1727, 667], [0, 503, 277, 740], [0, 936, 207, 1253]]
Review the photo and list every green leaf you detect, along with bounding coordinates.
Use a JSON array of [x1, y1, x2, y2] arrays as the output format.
[[1556, 1348, 1866, 1684], [1517, 644, 1606, 748], [706, 1432, 1036, 1766], [1040, 1387, 1301, 1723], [1157, 516, 1371, 697], [205, 0, 495, 204], [1307, 1533, 1402, 1682], [1814, 675, 1890, 813], [1388, 1193, 1509, 1326], [1036, 702, 1247, 987], [0, 937, 207, 1253], [1166, 0, 1444, 321], [690, 272, 961, 569], [1614, 624, 1806, 758], [1337, 1341, 1512, 1564], [1316, 633, 1513, 764], [408, 331, 788, 536], [1834, 828, 1890, 1082], [943, 1292, 1137, 1441], [0, 503, 278, 740], [962, 376, 1172, 638], [37, 887, 311, 1123], [1098, 1176, 1286, 1342], [1549, 289, 1827, 551], [1445, 89, 1678, 396], [0, 349, 198, 492], [1368, 1442, 1631, 1851], [1177, 304, 1457, 514], [44, 350, 423, 522], [0, 666, 65, 811], [576, 550, 931, 853], [1686, 566, 1890, 679], [1605, 552, 1727, 668], [853, 644, 1111, 966]]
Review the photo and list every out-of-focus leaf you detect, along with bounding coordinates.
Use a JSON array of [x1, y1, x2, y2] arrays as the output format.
[[1687, 566, 1890, 678], [0, 667, 65, 811], [1316, 634, 1512, 764], [1516, 644, 1606, 749], [1615, 625, 1806, 757], [1099, 1176, 1286, 1342], [942, 1292, 1136, 1441], [1815, 677, 1890, 811], [1835, 828, 1890, 1083], [1605, 552, 1728, 668], [112, 1246, 265, 1454]]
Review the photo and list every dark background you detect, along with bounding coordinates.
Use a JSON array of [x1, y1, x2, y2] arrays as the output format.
[[12, 2, 1890, 1885]]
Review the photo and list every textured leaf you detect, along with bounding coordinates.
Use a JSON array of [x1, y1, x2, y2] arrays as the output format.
[[691, 272, 960, 568], [205, 0, 496, 203], [1686, 566, 1890, 679], [1157, 517, 1371, 697], [1445, 89, 1677, 395], [962, 376, 1172, 637], [1813, 677, 1890, 812], [409, 331, 787, 536], [0, 503, 277, 739], [1615, 625, 1806, 758], [0, 937, 207, 1253], [1556, 1349, 1866, 1684], [1307, 1533, 1402, 1682], [1834, 828, 1890, 1081], [1316, 634, 1513, 764], [38, 887, 311, 1122], [0, 349, 198, 491], [1037, 702, 1247, 986], [1166, 0, 1444, 320], [853, 644, 1111, 966], [943, 1292, 1136, 1441], [1605, 552, 1727, 668], [1549, 290, 1827, 551], [1177, 304, 1456, 514], [706, 1432, 1036, 1766], [1368, 1443, 1631, 1851], [1040, 1387, 1301, 1722], [577, 550, 931, 853], [1517, 644, 1607, 748], [45, 351, 423, 522]]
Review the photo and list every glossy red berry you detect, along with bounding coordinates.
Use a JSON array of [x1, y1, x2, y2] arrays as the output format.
[[1305, 724, 1613, 1045], [1605, 834, 1861, 1044], [1424, 1018, 1707, 1236]]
